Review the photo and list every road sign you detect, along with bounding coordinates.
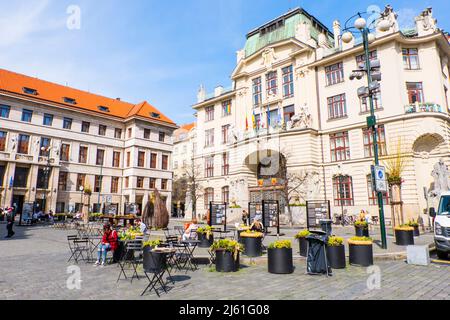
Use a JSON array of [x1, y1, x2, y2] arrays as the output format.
[[372, 165, 387, 193]]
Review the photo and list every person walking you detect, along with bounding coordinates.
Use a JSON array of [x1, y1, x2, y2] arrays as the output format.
[[5, 207, 15, 238]]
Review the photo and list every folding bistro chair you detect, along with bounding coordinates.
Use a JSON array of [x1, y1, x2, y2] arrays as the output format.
[[72, 238, 91, 263], [141, 251, 168, 297], [174, 226, 185, 237], [117, 240, 143, 283], [67, 235, 79, 263]]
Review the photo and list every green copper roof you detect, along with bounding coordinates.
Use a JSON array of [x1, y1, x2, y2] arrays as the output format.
[[244, 8, 334, 58]]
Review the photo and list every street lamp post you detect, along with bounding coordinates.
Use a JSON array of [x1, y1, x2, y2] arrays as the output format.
[[41, 146, 52, 213], [342, 11, 389, 249]]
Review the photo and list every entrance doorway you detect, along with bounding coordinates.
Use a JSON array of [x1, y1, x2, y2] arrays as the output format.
[[12, 195, 25, 217]]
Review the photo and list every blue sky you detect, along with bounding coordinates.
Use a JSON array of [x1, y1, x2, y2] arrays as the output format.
[[0, 0, 449, 125]]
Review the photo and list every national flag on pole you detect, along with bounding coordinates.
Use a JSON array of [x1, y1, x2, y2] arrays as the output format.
[[252, 111, 256, 130], [245, 114, 249, 131]]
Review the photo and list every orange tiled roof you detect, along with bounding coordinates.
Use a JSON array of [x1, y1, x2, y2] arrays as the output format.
[[0, 68, 175, 125], [180, 123, 196, 131]]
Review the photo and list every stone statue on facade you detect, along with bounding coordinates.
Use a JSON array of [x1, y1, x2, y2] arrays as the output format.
[[415, 7, 437, 35], [307, 172, 322, 200], [262, 48, 277, 70], [431, 158, 450, 196], [289, 104, 312, 129], [377, 5, 399, 34]]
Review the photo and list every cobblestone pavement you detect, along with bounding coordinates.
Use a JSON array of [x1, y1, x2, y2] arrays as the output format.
[[0, 226, 448, 300]]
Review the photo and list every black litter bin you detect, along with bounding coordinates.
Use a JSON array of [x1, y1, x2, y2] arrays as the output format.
[[320, 219, 333, 236], [306, 231, 332, 276]]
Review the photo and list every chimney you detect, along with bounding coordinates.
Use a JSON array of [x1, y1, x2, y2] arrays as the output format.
[[197, 85, 206, 103], [116, 97, 121, 101], [333, 20, 341, 49], [214, 86, 224, 97]]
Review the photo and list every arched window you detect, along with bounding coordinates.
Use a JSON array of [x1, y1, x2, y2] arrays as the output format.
[[204, 188, 214, 209], [222, 186, 229, 204]]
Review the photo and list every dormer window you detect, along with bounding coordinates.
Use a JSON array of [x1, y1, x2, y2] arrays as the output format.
[[98, 106, 110, 112], [64, 97, 76, 104], [23, 87, 38, 95], [151, 112, 160, 119]]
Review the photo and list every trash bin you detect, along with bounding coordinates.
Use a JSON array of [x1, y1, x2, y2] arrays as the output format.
[[320, 219, 333, 236], [306, 231, 332, 276]]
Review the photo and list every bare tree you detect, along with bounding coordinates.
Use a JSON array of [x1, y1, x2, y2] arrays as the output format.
[[180, 157, 203, 219], [279, 153, 310, 226]]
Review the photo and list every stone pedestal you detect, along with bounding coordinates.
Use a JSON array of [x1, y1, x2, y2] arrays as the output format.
[[407, 245, 430, 266]]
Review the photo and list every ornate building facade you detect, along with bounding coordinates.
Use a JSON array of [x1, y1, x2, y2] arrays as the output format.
[[0, 69, 177, 216], [190, 7, 450, 225]]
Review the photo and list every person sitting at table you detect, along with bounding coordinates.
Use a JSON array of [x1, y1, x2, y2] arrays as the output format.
[[136, 219, 148, 234], [94, 224, 118, 266], [182, 219, 200, 241], [250, 218, 264, 233]]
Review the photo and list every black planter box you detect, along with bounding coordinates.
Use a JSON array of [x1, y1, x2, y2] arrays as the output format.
[[215, 250, 240, 272], [326, 245, 346, 269], [242, 236, 263, 257], [299, 237, 308, 257], [113, 241, 134, 263], [413, 226, 420, 237], [143, 247, 167, 271], [268, 248, 293, 274], [197, 233, 214, 248], [395, 229, 415, 246], [355, 226, 369, 237], [349, 244, 373, 267]]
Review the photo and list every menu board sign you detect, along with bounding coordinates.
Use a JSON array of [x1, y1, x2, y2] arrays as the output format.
[[209, 202, 227, 229]]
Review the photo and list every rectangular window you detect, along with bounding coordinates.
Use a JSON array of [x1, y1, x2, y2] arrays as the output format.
[[58, 172, 68, 191], [127, 128, 132, 138], [21, 109, 33, 122], [333, 175, 354, 206], [137, 177, 144, 189], [330, 132, 350, 162], [81, 121, 90, 133], [0, 105, 10, 118], [138, 151, 145, 167], [325, 62, 344, 86], [0, 165, 5, 187], [126, 152, 131, 167], [60, 144, 70, 162], [205, 156, 214, 178], [150, 153, 157, 169], [36, 168, 51, 189], [149, 178, 156, 189], [96, 149, 105, 166], [39, 138, 51, 157], [162, 155, 169, 170], [361, 89, 382, 113], [0, 131, 6, 152], [205, 129, 214, 147], [327, 94, 347, 119], [252, 77, 262, 107], [63, 118, 72, 130], [222, 100, 232, 117], [112, 151, 120, 167], [407, 82, 424, 104], [43, 114, 53, 126], [356, 50, 378, 64], [222, 125, 230, 144], [266, 71, 278, 96], [98, 125, 107, 136], [283, 105, 295, 123], [144, 128, 151, 139], [367, 175, 389, 205], [17, 134, 30, 154], [94, 176, 102, 193], [159, 131, 165, 142], [403, 48, 420, 70], [222, 152, 229, 176], [124, 177, 129, 188], [161, 179, 168, 190], [205, 106, 215, 122], [222, 186, 230, 204], [78, 146, 88, 164], [111, 177, 119, 194], [14, 167, 29, 188], [282, 65, 294, 98], [204, 188, 214, 209], [114, 128, 122, 139], [76, 174, 86, 191], [363, 125, 387, 157]]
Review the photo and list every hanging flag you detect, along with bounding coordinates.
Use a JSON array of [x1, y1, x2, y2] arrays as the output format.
[[9, 177, 13, 188], [245, 114, 249, 131], [278, 104, 284, 126], [252, 110, 256, 130], [267, 105, 271, 128]]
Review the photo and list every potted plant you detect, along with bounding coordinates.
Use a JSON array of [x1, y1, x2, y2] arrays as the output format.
[[196, 225, 214, 248], [407, 220, 420, 237], [237, 225, 251, 243], [240, 231, 264, 257], [326, 236, 346, 269], [295, 230, 311, 257], [268, 240, 293, 274], [142, 239, 165, 270], [354, 220, 369, 237], [210, 239, 243, 272], [348, 237, 373, 267], [394, 225, 415, 246]]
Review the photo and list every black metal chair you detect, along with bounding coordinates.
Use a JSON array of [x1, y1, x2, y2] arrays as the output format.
[[67, 235, 79, 263], [117, 240, 142, 283], [141, 251, 168, 297], [174, 226, 185, 237], [72, 238, 91, 263]]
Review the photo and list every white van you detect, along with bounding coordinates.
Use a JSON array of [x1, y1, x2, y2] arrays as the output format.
[[430, 191, 450, 260]]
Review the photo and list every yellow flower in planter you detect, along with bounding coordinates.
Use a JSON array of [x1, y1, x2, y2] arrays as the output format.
[[240, 231, 264, 238], [394, 225, 414, 231], [348, 236, 373, 246]]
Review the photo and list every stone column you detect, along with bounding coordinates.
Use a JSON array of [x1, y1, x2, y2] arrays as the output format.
[[3, 162, 16, 207]]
